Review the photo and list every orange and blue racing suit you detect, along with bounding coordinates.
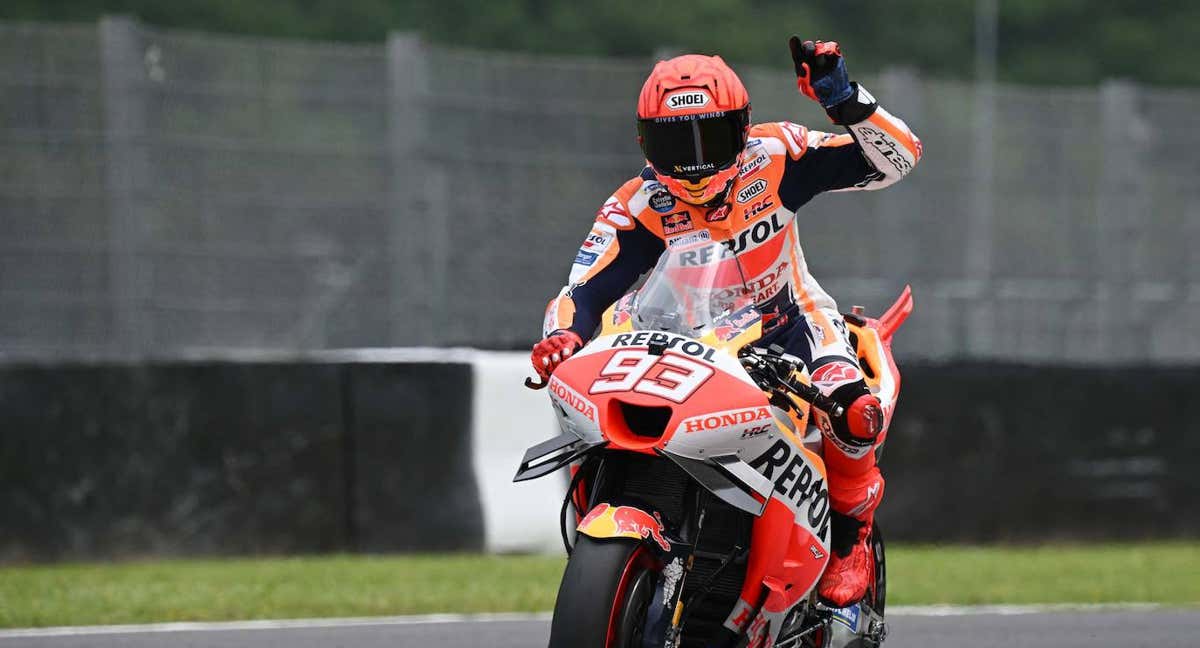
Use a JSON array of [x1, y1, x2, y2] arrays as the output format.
[[542, 88, 920, 537]]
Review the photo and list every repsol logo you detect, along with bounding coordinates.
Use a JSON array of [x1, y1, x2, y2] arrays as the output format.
[[612, 332, 717, 362], [678, 244, 732, 266], [684, 406, 771, 433], [739, 152, 769, 179], [665, 91, 711, 110], [723, 212, 788, 255], [749, 439, 830, 540]]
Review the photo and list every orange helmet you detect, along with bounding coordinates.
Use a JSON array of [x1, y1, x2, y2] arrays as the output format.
[[636, 55, 751, 205]]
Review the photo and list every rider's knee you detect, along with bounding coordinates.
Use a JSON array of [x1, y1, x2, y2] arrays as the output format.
[[824, 379, 883, 450]]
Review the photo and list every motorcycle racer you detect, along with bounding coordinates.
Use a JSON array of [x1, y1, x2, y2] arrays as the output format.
[[532, 38, 921, 608]]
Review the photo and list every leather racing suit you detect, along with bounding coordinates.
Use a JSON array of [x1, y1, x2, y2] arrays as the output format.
[[542, 88, 921, 594]]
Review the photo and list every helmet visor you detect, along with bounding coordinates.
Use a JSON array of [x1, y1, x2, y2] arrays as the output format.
[[638, 108, 749, 180]]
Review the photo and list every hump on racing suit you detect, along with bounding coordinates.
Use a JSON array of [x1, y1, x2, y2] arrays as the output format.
[[543, 86, 921, 341]]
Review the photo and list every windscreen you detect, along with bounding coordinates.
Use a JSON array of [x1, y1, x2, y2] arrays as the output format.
[[631, 240, 757, 337]]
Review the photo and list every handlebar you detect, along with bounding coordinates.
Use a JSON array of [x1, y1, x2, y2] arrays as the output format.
[[738, 347, 845, 418]]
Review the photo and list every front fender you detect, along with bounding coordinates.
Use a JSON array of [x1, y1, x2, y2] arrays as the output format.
[[576, 502, 678, 554]]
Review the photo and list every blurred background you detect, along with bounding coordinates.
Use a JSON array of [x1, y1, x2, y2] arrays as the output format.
[[3, 0, 1200, 360], [1, 0, 1198, 598]]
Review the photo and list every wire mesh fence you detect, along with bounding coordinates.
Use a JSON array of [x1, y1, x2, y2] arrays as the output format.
[[2, 17, 1198, 363]]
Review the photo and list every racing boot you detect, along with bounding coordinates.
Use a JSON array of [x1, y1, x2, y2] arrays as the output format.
[[818, 391, 884, 607], [817, 510, 873, 607]]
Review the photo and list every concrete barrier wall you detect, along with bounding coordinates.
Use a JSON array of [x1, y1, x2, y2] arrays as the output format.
[[1, 352, 1196, 561]]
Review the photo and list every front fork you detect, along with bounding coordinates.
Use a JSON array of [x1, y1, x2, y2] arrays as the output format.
[[573, 454, 733, 648]]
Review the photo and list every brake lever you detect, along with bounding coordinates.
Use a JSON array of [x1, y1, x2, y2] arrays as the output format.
[[742, 349, 846, 417], [524, 376, 549, 390], [784, 376, 845, 418]]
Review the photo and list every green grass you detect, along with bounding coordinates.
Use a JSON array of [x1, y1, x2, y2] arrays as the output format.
[[1, 543, 1197, 628], [887, 543, 1200, 606]]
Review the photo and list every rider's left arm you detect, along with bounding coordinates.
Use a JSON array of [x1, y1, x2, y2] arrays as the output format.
[[782, 37, 922, 201]]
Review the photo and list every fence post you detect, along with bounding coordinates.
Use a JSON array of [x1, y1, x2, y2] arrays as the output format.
[[386, 33, 446, 346], [1096, 80, 1147, 362], [99, 15, 149, 356], [964, 85, 996, 356], [877, 67, 922, 285]]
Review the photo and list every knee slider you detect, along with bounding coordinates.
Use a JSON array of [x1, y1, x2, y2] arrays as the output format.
[[829, 382, 882, 447]]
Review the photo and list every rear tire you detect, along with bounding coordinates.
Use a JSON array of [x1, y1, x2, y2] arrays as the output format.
[[548, 535, 659, 648]]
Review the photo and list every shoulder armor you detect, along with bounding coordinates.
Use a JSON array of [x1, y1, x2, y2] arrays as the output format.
[[750, 122, 808, 160]]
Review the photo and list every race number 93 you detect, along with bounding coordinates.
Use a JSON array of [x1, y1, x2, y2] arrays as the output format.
[[589, 350, 713, 403]]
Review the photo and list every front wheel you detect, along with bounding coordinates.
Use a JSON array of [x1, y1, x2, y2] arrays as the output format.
[[868, 521, 886, 614], [548, 535, 660, 648]]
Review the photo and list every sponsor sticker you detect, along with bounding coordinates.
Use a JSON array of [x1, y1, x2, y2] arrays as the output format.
[[661, 211, 692, 235], [610, 331, 718, 363], [739, 152, 770, 179], [743, 198, 775, 220], [666, 230, 711, 247], [548, 376, 598, 422], [723, 599, 755, 633], [681, 406, 772, 434], [831, 604, 861, 632], [574, 250, 599, 266], [677, 243, 733, 267], [582, 229, 612, 250], [660, 558, 683, 608], [748, 438, 831, 540], [713, 306, 760, 342], [577, 503, 671, 551], [674, 162, 716, 175], [650, 191, 677, 213], [705, 203, 732, 222], [736, 179, 768, 203], [811, 361, 862, 392], [723, 211, 788, 254], [780, 122, 809, 158], [856, 125, 914, 174], [664, 90, 711, 111], [598, 196, 632, 228]]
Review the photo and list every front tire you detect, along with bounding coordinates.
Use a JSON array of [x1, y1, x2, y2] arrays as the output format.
[[868, 522, 886, 614], [548, 536, 659, 648]]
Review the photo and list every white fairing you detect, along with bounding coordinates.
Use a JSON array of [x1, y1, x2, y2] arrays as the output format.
[[546, 373, 603, 444], [557, 331, 832, 549], [574, 331, 757, 385]]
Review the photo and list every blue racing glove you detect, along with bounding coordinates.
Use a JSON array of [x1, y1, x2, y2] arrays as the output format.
[[790, 36, 853, 108], [789, 36, 875, 125]]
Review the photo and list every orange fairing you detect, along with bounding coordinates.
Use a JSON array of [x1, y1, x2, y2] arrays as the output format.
[[877, 284, 913, 343], [846, 286, 912, 431]]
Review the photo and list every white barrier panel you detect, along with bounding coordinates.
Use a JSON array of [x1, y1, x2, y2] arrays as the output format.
[[470, 352, 565, 554]]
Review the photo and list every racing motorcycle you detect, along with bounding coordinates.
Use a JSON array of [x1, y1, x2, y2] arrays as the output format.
[[516, 240, 912, 648]]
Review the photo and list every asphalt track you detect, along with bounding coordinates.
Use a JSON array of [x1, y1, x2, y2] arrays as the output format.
[[2, 609, 1197, 648]]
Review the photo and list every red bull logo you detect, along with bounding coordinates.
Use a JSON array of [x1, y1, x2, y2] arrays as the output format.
[[660, 212, 692, 235], [577, 503, 671, 551]]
